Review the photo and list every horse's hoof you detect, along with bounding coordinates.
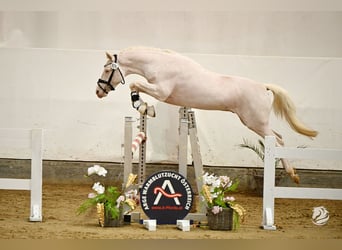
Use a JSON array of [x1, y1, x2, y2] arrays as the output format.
[[147, 105, 156, 117], [292, 174, 300, 184], [138, 103, 147, 115]]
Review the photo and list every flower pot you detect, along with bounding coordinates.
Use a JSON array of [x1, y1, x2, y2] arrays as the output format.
[[207, 207, 234, 230], [103, 212, 123, 227], [97, 203, 123, 227]]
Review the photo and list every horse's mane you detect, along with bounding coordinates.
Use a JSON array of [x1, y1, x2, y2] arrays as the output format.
[[121, 46, 176, 55]]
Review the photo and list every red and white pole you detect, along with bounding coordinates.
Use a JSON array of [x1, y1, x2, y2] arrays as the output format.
[[131, 131, 146, 154]]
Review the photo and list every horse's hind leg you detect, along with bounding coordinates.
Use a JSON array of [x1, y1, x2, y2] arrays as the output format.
[[237, 86, 299, 182], [254, 126, 300, 184], [280, 158, 299, 184]]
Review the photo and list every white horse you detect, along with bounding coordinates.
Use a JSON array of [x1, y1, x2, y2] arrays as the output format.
[[96, 47, 318, 183]]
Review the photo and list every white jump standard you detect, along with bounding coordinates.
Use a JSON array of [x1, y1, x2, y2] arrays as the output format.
[[122, 107, 206, 227], [123, 113, 147, 187], [178, 107, 203, 193], [262, 136, 342, 230], [0, 129, 43, 222]]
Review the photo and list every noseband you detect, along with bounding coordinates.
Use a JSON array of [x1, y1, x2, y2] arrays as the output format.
[[97, 54, 125, 94]]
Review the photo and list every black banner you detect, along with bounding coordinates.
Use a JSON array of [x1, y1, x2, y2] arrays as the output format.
[[140, 170, 193, 224]]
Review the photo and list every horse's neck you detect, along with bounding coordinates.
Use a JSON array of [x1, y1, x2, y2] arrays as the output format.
[[118, 47, 208, 81], [119, 49, 158, 76]]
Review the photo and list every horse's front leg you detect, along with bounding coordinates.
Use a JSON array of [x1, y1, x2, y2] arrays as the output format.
[[130, 90, 148, 115], [129, 82, 156, 117]]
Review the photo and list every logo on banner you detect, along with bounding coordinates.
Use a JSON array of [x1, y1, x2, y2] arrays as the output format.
[[140, 171, 193, 224]]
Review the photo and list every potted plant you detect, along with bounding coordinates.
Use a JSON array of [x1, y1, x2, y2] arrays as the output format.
[[238, 138, 283, 196], [201, 172, 246, 230], [77, 165, 139, 227]]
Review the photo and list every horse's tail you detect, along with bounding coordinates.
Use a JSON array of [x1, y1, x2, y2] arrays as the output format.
[[265, 83, 318, 138]]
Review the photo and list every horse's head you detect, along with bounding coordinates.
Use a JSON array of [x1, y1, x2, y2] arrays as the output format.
[[96, 52, 125, 98]]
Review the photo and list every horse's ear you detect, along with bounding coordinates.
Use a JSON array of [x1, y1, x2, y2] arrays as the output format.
[[105, 51, 114, 61]]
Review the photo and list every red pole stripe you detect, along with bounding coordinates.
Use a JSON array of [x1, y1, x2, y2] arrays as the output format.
[[153, 187, 183, 198], [131, 132, 146, 153]]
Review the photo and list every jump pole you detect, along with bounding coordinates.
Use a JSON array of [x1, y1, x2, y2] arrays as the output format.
[[132, 132, 146, 155]]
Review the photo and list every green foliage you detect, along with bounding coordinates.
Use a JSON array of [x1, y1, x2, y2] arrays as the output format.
[[227, 179, 239, 192], [238, 138, 265, 161], [239, 138, 281, 167], [77, 185, 122, 219], [77, 166, 138, 223]]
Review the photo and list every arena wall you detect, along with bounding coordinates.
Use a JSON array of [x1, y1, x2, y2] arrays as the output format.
[[0, 2, 341, 171]]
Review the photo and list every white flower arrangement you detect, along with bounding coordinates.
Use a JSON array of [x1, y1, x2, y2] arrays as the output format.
[[201, 172, 246, 228], [87, 164, 108, 177], [77, 165, 139, 224], [92, 182, 105, 195]]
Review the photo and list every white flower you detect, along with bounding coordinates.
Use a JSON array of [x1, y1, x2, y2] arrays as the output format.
[[88, 192, 97, 198], [125, 189, 138, 200], [116, 195, 125, 208], [212, 179, 221, 188], [87, 165, 107, 177], [92, 182, 105, 194], [203, 172, 217, 185], [211, 206, 223, 215], [219, 176, 231, 187], [224, 196, 235, 202]]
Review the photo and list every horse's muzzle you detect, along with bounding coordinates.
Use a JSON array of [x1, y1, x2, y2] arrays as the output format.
[[96, 88, 106, 98]]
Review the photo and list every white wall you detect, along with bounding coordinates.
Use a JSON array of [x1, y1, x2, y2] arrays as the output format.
[[1, 11, 342, 57], [0, 1, 341, 170], [0, 48, 341, 170]]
